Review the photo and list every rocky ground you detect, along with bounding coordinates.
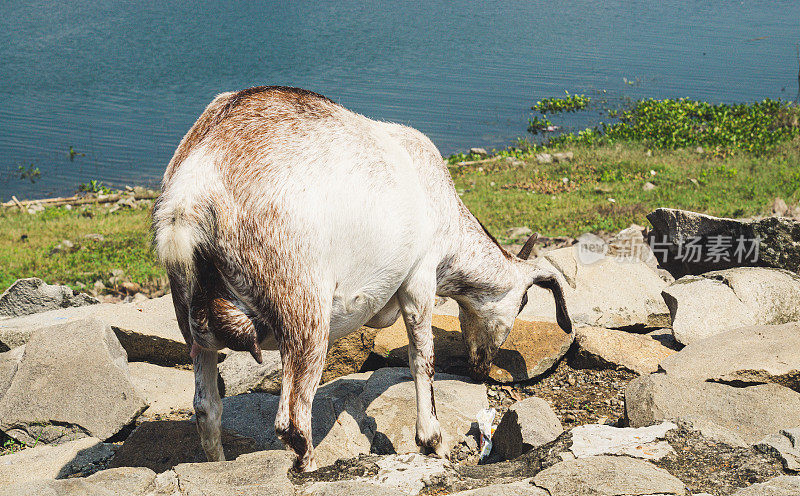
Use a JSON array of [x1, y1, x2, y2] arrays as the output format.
[[1, 207, 800, 495]]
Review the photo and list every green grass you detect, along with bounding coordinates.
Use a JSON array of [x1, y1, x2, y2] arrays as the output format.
[[452, 139, 800, 242], [0, 203, 164, 293]]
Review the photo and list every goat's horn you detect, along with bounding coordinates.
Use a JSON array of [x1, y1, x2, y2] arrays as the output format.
[[517, 232, 539, 260]]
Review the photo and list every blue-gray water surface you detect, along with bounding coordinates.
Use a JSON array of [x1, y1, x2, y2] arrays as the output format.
[[1, 1, 799, 201]]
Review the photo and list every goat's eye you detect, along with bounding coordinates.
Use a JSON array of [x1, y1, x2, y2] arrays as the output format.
[[518, 292, 528, 313]]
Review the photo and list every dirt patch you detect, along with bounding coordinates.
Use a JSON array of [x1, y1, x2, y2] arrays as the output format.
[[487, 359, 636, 428], [654, 424, 785, 496]]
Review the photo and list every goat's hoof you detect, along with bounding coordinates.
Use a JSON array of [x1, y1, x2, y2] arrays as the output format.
[[294, 455, 318, 473]]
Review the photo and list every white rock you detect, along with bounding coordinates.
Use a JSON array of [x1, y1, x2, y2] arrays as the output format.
[[569, 422, 676, 460]]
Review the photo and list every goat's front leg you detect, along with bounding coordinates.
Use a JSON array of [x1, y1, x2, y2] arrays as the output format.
[[397, 272, 448, 458], [275, 321, 329, 472], [193, 347, 224, 461]]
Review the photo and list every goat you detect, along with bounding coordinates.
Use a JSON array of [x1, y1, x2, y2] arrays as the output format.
[[152, 86, 571, 472]]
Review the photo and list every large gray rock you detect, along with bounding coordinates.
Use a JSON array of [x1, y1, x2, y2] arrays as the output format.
[[662, 276, 756, 345], [663, 268, 800, 345], [625, 374, 800, 446], [647, 207, 800, 275], [732, 476, 800, 495], [0, 318, 147, 444], [172, 450, 295, 496], [706, 267, 800, 323], [568, 422, 677, 460], [0, 437, 116, 486], [572, 326, 677, 375], [0, 278, 98, 319], [128, 362, 194, 416], [1, 466, 160, 496], [757, 428, 800, 472], [531, 455, 686, 495], [218, 349, 282, 396], [362, 368, 488, 455], [520, 247, 670, 329], [221, 373, 372, 468], [492, 397, 563, 460], [0, 295, 188, 365], [659, 322, 800, 391]]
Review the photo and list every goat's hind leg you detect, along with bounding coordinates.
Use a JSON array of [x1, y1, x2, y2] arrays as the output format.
[[193, 347, 224, 461], [397, 271, 448, 458], [275, 316, 329, 472]]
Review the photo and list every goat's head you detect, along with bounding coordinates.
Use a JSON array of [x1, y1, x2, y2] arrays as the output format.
[[458, 233, 572, 380]]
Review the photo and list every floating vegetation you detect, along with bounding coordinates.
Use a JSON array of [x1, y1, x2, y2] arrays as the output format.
[[532, 92, 591, 114], [550, 98, 800, 155], [68, 146, 86, 161], [527, 115, 555, 135], [77, 180, 111, 194], [17, 164, 41, 183]]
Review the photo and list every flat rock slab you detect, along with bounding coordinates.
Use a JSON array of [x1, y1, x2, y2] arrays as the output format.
[[569, 422, 677, 460], [373, 315, 572, 382], [299, 453, 456, 496], [172, 450, 295, 496], [532, 455, 686, 495], [0, 277, 98, 319], [0, 436, 116, 486], [492, 397, 563, 460], [363, 368, 488, 455], [449, 480, 548, 496], [108, 420, 257, 473], [521, 247, 670, 329], [660, 322, 800, 391], [572, 326, 676, 375], [625, 374, 800, 447], [2, 466, 161, 496], [0, 295, 188, 365], [0, 318, 147, 444], [128, 362, 194, 416], [299, 480, 408, 496], [757, 428, 800, 472], [732, 476, 800, 495], [221, 373, 373, 468]]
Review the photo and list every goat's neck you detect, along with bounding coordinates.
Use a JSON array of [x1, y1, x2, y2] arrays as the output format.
[[436, 210, 518, 301]]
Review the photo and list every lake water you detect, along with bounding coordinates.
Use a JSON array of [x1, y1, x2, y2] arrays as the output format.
[[1, 1, 799, 201]]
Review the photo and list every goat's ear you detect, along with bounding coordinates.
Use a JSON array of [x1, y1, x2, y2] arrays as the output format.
[[534, 272, 572, 333], [517, 232, 539, 260]]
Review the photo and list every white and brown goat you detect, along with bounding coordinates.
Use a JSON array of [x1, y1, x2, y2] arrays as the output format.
[[152, 86, 571, 472]]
